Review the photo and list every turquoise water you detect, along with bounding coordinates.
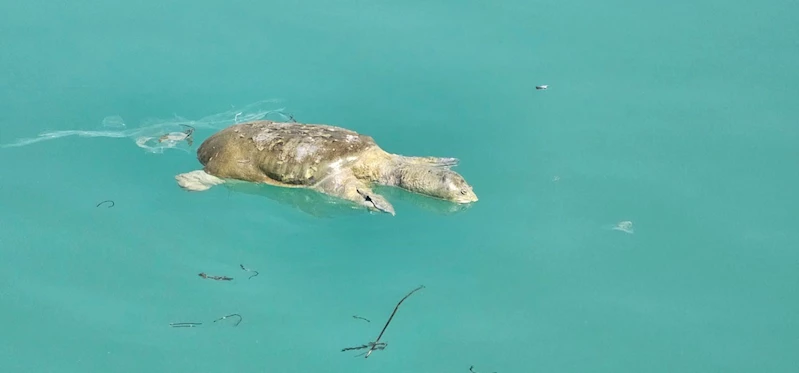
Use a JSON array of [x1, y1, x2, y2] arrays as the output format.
[[2, 0, 798, 372]]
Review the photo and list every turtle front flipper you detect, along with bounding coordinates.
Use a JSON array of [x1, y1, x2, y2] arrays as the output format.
[[312, 169, 395, 216], [175, 170, 226, 191], [355, 187, 395, 216]]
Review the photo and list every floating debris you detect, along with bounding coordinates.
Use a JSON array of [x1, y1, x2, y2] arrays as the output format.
[[239, 264, 259, 279], [613, 220, 634, 234], [342, 341, 387, 357], [213, 313, 242, 327], [535, 85, 548, 90], [198, 272, 233, 281], [470, 365, 497, 373], [352, 315, 371, 323], [341, 285, 425, 358], [158, 124, 195, 147], [170, 313, 242, 328], [96, 200, 115, 208]]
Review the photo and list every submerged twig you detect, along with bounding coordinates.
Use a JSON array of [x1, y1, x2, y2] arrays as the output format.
[[470, 365, 497, 373], [240, 264, 259, 279], [198, 272, 233, 281], [373, 285, 425, 346], [341, 342, 387, 357], [96, 200, 114, 208], [341, 285, 425, 358], [169, 313, 243, 329], [352, 315, 371, 323], [213, 313, 242, 326]]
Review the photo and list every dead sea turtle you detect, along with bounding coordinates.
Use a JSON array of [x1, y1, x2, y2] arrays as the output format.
[[174, 120, 478, 215]]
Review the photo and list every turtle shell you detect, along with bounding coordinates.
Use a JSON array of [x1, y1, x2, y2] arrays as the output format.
[[197, 120, 378, 186]]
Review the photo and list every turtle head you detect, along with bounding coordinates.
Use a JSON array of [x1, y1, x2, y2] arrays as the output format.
[[398, 166, 478, 204], [436, 169, 478, 204]]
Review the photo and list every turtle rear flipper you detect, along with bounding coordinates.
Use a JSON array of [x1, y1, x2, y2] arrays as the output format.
[[175, 170, 226, 191]]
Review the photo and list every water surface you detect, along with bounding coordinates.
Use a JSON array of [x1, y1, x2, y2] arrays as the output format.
[[1, 1, 797, 372]]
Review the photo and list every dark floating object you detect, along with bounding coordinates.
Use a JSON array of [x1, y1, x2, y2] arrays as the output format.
[[170, 313, 242, 328], [341, 285, 425, 358], [352, 315, 371, 323], [267, 111, 297, 123], [157, 124, 195, 147], [470, 365, 497, 373], [213, 313, 242, 327], [342, 341, 387, 357], [240, 264, 259, 279], [198, 272, 233, 281], [181, 124, 195, 147], [535, 85, 548, 90], [96, 200, 115, 208]]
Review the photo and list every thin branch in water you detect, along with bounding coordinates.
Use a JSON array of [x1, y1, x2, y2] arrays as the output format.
[[470, 365, 497, 373], [213, 313, 242, 326], [341, 342, 387, 357], [240, 264, 259, 279], [352, 315, 371, 323], [198, 272, 233, 281], [341, 285, 425, 358], [96, 200, 115, 208], [170, 313, 242, 328], [373, 285, 425, 344], [341, 343, 369, 352], [354, 342, 386, 357]]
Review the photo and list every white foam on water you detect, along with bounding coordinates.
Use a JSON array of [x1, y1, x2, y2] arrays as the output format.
[[612, 220, 634, 234], [1, 99, 288, 154]]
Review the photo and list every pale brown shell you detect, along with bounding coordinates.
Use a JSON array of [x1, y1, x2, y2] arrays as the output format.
[[197, 120, 378, 186]]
